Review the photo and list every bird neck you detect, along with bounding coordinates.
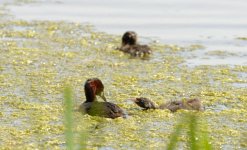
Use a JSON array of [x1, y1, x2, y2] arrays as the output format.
[[85, 88, 96, 102]]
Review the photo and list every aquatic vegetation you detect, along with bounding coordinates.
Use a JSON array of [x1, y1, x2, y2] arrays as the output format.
[[206, 50, 238, 57], [0, 2, 247, 149], [237, 37, 247, 41]]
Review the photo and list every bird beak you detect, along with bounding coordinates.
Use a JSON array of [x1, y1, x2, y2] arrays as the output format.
[[99, 92, 107, 102]]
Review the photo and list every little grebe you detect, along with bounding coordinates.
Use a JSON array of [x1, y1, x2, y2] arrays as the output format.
[[131, 97, 157, 110], [133, 97, 203, 112], [117, 31, 152, 57], [79, 78, 126, 119]]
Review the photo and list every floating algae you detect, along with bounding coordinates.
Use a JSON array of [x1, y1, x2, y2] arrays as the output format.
[[0, 3, 247, 150]]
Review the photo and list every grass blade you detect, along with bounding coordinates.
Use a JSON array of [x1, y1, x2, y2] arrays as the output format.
[[64, 87, 74, 150], [200, 121, 213, 150], [166, 120, 183, 150], [187, 113, 197, 150]]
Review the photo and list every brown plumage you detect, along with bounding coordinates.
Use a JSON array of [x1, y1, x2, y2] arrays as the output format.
[[117, 31, 152, 57], [133, 97, 203, 112], [132, 97, 157, 110], [79, 78, 126, 119]]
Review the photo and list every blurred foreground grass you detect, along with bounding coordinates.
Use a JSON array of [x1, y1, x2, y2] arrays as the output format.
[[64, 87, 88, 150], [167, 113, 212, 150]]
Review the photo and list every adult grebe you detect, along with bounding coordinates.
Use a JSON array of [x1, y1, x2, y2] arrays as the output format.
[[79, 78, 126, 119]]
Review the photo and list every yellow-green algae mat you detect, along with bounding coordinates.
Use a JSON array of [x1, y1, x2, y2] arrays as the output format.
[[0, 11, 247, 150]]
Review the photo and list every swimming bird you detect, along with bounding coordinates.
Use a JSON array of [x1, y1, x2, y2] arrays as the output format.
[[117, 31, 152, 57], [79, 78, 126, 119], [131, 97, 157, 110], [132, 97, 203, 112]]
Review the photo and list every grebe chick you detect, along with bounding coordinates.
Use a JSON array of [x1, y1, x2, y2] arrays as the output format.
[[133, 97, 203, 112], [132, 97, 157, 110], [79, 78, 126, 119], [160, 98, 203, 112], [117, 31, 152, 57]]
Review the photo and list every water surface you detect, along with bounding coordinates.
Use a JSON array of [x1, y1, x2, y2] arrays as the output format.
[[8, 0, 247, 66], [0, 1, 247, 149]]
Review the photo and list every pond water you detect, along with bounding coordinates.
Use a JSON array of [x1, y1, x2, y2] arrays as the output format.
[[0, 0, 247, 150], [7, 0, 247, 66]]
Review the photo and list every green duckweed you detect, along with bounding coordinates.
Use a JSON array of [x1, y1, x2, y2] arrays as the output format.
[[0, 2, 247, 150]]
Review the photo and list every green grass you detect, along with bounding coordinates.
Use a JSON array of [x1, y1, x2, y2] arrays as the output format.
[[187, 114, 197, 150], [64, 87, 89, 150], [199, 120, 213, 150], [64, 87, 74, 150], [166, 121, 183, 150], [166, 113, 213, 150]]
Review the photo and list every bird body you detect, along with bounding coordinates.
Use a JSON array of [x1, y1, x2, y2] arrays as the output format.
[[133, 97, 203, 112], [117, 31, 152, 57], [80, 78, 126, 119]]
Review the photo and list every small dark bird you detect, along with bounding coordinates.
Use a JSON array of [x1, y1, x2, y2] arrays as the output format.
[[117, 31, 152, 57], [79, 78, 126, 119], [131, 97, 157, 110], [132, 97, 203, 112]]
